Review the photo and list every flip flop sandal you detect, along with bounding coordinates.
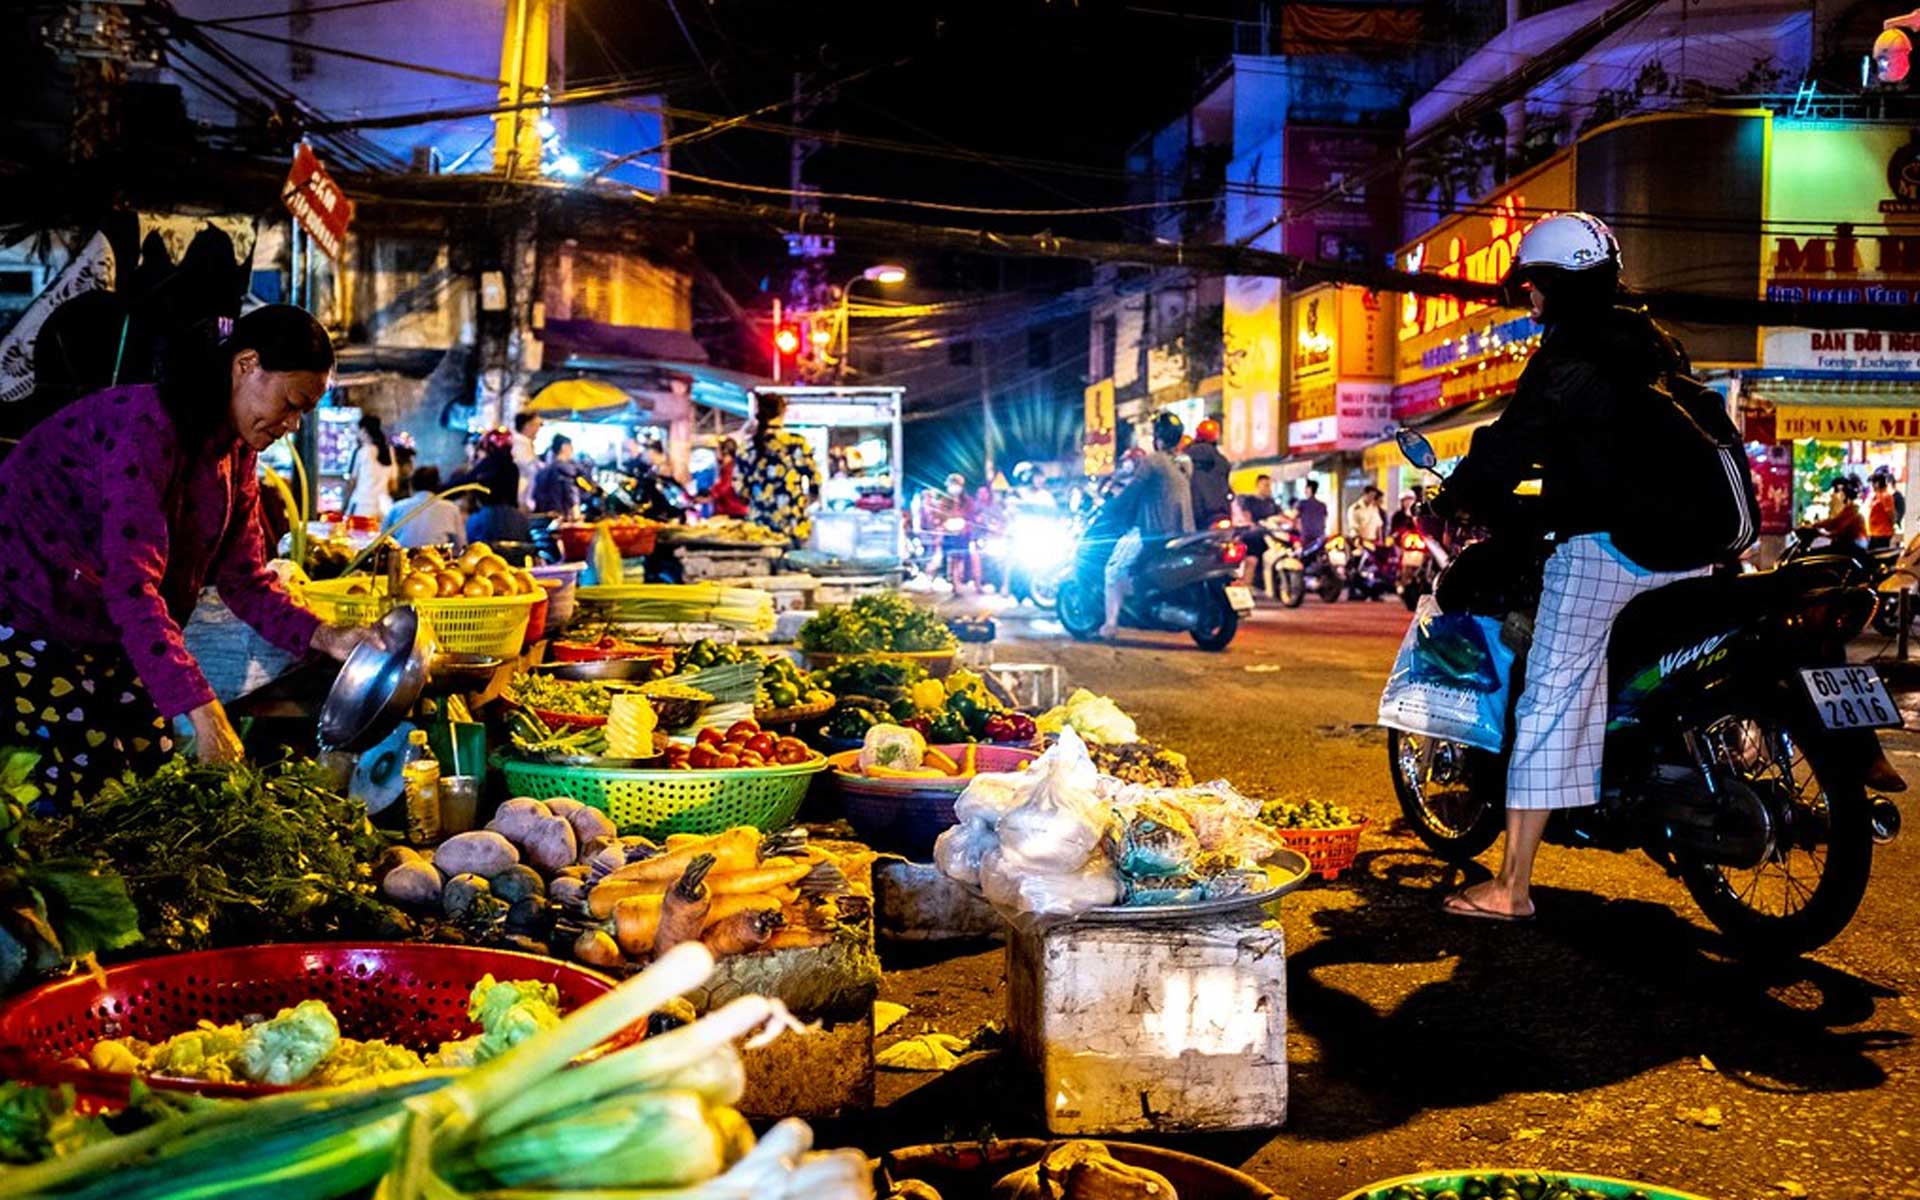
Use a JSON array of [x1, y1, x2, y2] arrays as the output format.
[[1442, 889, 1535, 922]]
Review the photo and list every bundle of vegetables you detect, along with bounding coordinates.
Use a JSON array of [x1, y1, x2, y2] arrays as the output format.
[[30, 759, 394, 954], [507, 674, 624, 718], [0, 749, 139, 992], [1034, 689, 1140, 745], [0, 1081, 193, 1167], [506, 709, 613, 761], [83, 976, 563, 1087], [577, 584, 776, 633], [0, 944, 873, 1200], [816, 663, 1029, 745], [798, 593, 956, 655]]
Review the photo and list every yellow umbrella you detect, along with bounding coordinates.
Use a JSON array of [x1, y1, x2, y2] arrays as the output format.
[[524, 377, 637, 420]]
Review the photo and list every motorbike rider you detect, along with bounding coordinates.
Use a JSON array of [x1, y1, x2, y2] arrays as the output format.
[[1799, 474, 1869, 564], [1868, 468, 1900, 552], [1346, 484, 1389, 579], [1236, 474, 1279, 585], [1100, 412, 1195, 640], [1431, 212, 1724, 923], [1186, 419, 1234, 526]]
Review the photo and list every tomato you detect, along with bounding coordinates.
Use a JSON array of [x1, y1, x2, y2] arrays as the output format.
[[745, 732, 776, 757], [696, 727, 725, 748], [737, 752, 764, 767], [688, 745, 717, 769], [775, 736, 808, 757], [773, 742, 810, 765], [726, 720, 761, 740], [712, 752, 740, 769]]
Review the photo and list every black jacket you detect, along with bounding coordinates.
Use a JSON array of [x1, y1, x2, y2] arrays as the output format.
[[1186, 441, 1233, 523], [1446, 305, 1687, 540]]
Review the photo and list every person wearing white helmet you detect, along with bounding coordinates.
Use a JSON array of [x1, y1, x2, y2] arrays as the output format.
[[1434, 211, 1714, 922]]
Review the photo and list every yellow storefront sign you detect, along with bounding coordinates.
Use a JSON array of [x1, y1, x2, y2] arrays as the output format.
[[1361, 414, 1497, 470], [1774, 405, 1920, 441], [1084, 379, 1117, 475]]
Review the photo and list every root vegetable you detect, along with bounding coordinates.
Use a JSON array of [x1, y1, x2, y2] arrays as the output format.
[[433, 831, 519, 877], [700, 892, 783, 931], [442, 873, 491, 919], [485, 797, 553, 844], [763, 925, 832, 951], [373, 845, 424, 886], [589, 877, 675, 918], [521, 813, 579, 874], [613, 894, 666, 956], [380, 860, 443, 906], [603, 828, 758, 886], [549, 876, 589, 912], [573, 927, 622, 969], [705, 858, 813, 895], [653, 854, 716, 957], [542, 796, 587, 820], [565, 804, 618, 846], [701, 907, 784, 956], [489, 865, 546, 903]]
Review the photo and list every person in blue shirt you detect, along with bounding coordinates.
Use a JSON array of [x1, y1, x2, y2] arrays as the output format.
[[384, 465, 466, 550]]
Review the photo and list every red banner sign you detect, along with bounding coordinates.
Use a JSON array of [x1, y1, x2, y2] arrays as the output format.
[[282, 143, 353, 259]]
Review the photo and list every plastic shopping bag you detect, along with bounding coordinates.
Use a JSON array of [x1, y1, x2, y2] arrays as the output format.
[[1377, 595, 1516, 753]]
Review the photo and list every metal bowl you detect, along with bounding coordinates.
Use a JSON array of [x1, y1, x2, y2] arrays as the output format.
[[528, 658, 664, 683], [425, 652, 504, 696], [318, 608, 430, 751]]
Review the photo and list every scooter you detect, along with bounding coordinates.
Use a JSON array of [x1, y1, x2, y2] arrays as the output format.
[[1300, 535, 1348, 603], [1345, 537, 1396, 601], [979, 507, 1078, 610], [1396, 521, 1451, 611], [1384, 429, 1901, 956], [1056, 506, 1253, 651]]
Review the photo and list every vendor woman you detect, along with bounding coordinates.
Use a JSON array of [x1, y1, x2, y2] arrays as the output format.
[[0, 304, 370, 803]]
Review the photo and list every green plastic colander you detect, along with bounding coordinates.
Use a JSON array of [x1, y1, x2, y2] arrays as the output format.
[[1340, 1170, 1717, 1200], [499, 757, 826, 837]]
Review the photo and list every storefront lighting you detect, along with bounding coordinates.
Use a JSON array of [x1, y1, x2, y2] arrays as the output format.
[[863, 265, 908, 284], [810, 328, 834, 348], [549, 153, 582, 178]]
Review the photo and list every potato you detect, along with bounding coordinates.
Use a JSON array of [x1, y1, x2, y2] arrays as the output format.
[[486, 798, 554, 845], [565, 805, 618, 847], [381, 860, 443, 906], [442, 873, 491, 919], [543, 796, 587, 820], [520, 813, 578, 874], [490, 864, 546, 903], [579, 834, 617, 865], [574, 927, 622, 969], [549, 876, 589, 912], [374, 845, 425, 886], [434, 831, 519, 877], [554, 863, 592, 881], [505, 896, 549, 933]]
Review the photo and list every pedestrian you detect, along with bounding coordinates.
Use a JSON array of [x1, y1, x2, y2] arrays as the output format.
[[344, 413, 394, 521], [1101, 411, 1194, 639], [0, 304, 370, 804], [1430, 211, 1758, 923], [466, 429, 534, 545], [389, 431, 417, 501], [510, 410, 542, 510], [738, 392, 821, 544], [531, 434, 586, 518], [385, 465, 467, 550], [1346, 484, 1387, 546], [1869, 467, 1902, 551], [1293, 479, 1328, 546], [1186, 418, 1233, 526], [707, 437, 750, 518]]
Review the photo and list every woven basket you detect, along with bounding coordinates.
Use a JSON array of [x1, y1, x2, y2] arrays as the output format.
[[500, 756, 825, 837], [304, 580, 538, 657], [0, 943, 617, 1109], [1272, 819, 1367, 880]]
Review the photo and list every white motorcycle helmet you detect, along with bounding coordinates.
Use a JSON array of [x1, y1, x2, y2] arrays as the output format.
[[1505, 211, 1622, 316]]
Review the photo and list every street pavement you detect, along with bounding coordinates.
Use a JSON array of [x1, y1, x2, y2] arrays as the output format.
[[841, 596, 1920, 1200]]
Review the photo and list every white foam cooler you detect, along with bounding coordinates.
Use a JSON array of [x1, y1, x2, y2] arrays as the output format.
[[1006, 913, 1287, 1134]]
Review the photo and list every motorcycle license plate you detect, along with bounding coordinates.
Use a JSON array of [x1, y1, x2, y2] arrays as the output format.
[[1226, 585, 1254, 614], [1800, 666, 1904, 730]]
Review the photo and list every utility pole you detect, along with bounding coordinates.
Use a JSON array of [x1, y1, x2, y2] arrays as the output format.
[[493, 0, 551, 179], [43, 1, 154, 161]]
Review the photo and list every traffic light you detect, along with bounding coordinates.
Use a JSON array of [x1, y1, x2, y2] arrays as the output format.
[[774, 326, 800, 356]]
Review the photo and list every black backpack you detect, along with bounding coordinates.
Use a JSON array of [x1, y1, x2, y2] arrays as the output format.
[[1610, 373, 1759, 572]]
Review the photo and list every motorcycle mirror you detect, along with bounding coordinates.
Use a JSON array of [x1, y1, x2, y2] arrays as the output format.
[[1396, 428, 1439, 471]]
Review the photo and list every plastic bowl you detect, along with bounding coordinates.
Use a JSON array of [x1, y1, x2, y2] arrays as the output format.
[[1338, 1171, 1715, 1200], [831, 743, 1039, 859]]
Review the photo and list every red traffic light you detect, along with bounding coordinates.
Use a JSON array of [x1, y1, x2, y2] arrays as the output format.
[[773, 326, 800, 355]]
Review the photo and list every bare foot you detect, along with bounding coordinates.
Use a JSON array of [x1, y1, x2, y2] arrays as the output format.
[[1442, 879, 1534, 921]]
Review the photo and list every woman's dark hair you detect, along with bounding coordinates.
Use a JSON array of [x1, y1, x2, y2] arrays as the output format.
[[157, 303, 333, 457], [359, 413, 392, 467], [753, 393, 785, 449], [547, 434, 572, 460], [411, 465, 443, 493], [478, 449, 519, 507]]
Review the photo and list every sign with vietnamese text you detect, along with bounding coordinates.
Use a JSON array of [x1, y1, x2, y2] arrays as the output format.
[[1084, 379, 1117, 476], [1222, 274, 1283, 460], [1762, 327, 1920, 374], [282, 142, 354, 259], [1288, 382, 1391, 455], [1773, 405, 1920, 441]]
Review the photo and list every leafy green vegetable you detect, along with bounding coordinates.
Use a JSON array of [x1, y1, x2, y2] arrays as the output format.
[[468, 975, 563, 1063], [0, 1079, 194, 1165], [239, 1000, 342, 1086], [798, 593, 956, 654], [0, 748, 140, 989]]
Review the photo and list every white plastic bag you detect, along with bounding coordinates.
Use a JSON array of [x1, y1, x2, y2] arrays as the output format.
[[952, 770, 1034, 829], [932, 818, 997, 887], [996, 727, 1109, 874], [1377, 594, 1516, 753], [978, 844, 1122, 918]]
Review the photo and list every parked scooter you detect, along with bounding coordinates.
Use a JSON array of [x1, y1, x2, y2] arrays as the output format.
[[1395, 521, 1452, 611], [1384, 429, 1901, 956], [1056, 503, 1253, 650]]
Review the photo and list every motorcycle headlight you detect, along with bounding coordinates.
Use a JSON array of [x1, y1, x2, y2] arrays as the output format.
[[943, 517, 967, 533]]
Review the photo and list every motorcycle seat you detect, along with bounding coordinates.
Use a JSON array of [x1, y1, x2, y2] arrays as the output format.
[[1607, 567, 1843, 679]]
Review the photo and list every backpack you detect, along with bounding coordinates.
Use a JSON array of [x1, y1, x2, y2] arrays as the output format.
[[1610, 374, 1759, 572]]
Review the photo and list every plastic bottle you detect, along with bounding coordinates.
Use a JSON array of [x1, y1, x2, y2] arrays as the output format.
[[401, 729, 442, 845]]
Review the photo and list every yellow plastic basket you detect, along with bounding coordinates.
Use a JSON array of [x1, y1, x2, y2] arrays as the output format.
[[302, 578, 538, 656]]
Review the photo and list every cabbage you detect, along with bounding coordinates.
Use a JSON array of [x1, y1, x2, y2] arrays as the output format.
[[238, 1000, 341, 1086], [857, 723, 926, 771], [1034, 689, 1139, 744]]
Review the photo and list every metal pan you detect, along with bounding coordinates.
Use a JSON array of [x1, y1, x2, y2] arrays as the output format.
[[527, 658, 663, 683], [317, 608, 430, 751]]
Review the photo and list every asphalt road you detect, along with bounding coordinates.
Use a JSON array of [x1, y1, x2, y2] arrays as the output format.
[[846, 597, 1920, 1200]]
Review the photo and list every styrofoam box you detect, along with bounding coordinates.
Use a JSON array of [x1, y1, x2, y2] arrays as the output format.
[[1007, 915, 1287, 1134]]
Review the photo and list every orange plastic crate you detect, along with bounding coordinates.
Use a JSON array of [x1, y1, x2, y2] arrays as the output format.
[[1272, 819, 1367, 880]]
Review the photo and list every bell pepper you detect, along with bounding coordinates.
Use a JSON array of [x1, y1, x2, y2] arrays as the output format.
[[983, 714, 1019, 743], [910, 679, 948, 712]]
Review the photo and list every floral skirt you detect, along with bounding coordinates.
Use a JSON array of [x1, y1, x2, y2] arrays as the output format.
[[0, 627, 174, 808]]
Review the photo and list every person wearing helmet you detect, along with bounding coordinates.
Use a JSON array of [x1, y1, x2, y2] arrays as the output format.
[[462, 428, 535, 546], [1186, 417, 1233, 526], [1800, 474, 1869, 554], [1100, 411, 1195, 639], [1435, 212, 1719, 923], [1868, 467, 1904, 551]]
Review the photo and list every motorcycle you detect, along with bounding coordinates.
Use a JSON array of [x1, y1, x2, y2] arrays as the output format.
[[1300, 535, 1349, 603], [1777, 528, 1913, 636], [1345, 536, 1397, 601], [1260, 517, 1307, 608], [1385, 429, 1901, 957], [1395, 521, 1452, 611], [984, 507, 1078, 610], [1056, 505, 1253, 651]]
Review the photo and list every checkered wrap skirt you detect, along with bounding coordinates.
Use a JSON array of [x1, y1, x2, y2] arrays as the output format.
[[1507, 534, 1706, 811]]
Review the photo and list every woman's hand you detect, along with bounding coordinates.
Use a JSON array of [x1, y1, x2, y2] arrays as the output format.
[[310, 623, 377, 663], [187, 701, 245, 765]]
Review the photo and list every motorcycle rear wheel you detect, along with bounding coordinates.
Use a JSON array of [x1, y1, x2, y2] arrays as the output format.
[[1317, 572, 1344, 603], [1387, 729, 1505, 862], [1676, 719, 1873, 958], [1189, 592, 1238, 651], [1275, 568, 1305, 608], [1055, 578, 1104, 642]]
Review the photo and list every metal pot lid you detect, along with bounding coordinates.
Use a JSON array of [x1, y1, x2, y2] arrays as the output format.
[[318, 607, 430, 752]]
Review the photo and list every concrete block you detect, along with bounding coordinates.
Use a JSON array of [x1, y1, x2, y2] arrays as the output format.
[[1007, 915, 1287, 1135], [874, 858, 1006, 943]]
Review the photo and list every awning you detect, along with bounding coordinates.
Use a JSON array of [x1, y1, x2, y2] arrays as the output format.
[[1361, 398, 1507, 470], [525, 378, 637, 420], [1229, 459, 1314, 492], [1742, 377, 1920, 442]]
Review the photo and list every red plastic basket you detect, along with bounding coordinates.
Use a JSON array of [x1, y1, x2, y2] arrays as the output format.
[[1272, 819, 1368, 880], [0, 943, 618, 1108]]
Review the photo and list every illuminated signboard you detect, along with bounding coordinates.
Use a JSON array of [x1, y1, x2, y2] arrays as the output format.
[[1392, 155, 1572, 419], [1286, 285, 1395, 454], [1222, 274, 1283, 460], [1083, 379, 1117, 476]]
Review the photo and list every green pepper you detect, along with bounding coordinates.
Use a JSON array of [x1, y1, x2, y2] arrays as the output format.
[[928, 711, 970, 743]]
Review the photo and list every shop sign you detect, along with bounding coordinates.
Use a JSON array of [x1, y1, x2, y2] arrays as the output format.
[[1222, 274, 1282, 460], [1084, 379, 1117, 476], [1289, 284, 1393, 383], [1392, 155, 1571, 410], [1749, 444, 1794, 535], [1288, 381, 1391, 454], [1773, 405, 1920, 441], [282, 142, 353, 260], [1763, 327, 1920, 373], [1283, 125, 1401, 264]]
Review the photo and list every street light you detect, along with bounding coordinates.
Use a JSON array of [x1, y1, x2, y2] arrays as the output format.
[[836, 264, 908, 380]]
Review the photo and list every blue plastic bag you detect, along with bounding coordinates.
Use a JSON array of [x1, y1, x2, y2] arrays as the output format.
[[1377, 595, 1516, 753]]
